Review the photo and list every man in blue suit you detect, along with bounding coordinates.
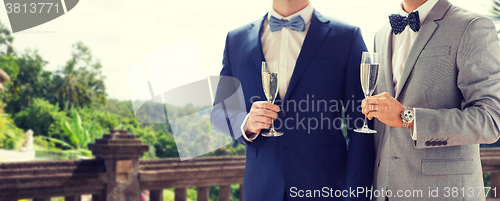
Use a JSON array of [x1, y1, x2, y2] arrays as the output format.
[[211, 0, 375, 200]]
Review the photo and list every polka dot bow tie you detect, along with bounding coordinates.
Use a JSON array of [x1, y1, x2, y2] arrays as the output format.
[[389, 11, 420, 35], [269, 15, 305, 32]]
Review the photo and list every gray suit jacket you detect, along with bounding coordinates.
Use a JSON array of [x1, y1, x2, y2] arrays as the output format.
[[373, 0, 500, 200]]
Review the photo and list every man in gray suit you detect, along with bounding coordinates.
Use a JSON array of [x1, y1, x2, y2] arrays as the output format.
[[362, 0, 500, 200]]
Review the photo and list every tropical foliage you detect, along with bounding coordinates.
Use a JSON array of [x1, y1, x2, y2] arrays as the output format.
[[491, 0, 500, 36], [0, 18, 245, 160], [0, 101, 24, 150], [0, 19, 245, 199]]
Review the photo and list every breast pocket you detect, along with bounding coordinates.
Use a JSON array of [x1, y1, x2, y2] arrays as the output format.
[[421, 158, 475, 175], [309, 59, 338, 68], [419, 46, 451, 58]]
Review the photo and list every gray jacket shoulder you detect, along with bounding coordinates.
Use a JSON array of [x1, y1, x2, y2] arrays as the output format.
[[441, 4, 495, 30]]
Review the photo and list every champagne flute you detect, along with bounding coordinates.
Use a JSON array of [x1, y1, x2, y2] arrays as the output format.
[[261, 61, 283, 137], [354, 52, 380, 133]]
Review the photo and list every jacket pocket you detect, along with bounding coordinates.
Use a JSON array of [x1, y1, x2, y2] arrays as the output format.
[[421, 158, 474, 175], [419, 46, 451, 58], [309, 59, 338, 67]]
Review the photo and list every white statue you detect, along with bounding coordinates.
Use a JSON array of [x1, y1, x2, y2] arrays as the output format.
[[20, 129, 33, 151]]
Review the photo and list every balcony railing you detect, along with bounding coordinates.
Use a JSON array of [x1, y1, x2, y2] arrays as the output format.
[[0, 129, 499, 201]]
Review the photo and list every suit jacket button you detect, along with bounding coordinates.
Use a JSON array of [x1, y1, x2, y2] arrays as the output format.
[[436, 141, 443, 146], [425, 141, 431, 146], [431, 141, 438, 146], [443, 141, 448, 146], [280, 111, 286, 117]]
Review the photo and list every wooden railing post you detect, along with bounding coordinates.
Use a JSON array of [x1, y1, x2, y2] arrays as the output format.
[[240, 183, 243, 201], [219, 185, 231, 201], [92, 194, 104, 201], [491, 172, 500, 198], [150, 190, 163, 201], [65, 196, 82, 201], [175, 188, 187, 201], [89, 129, 149, 201], [197, 187, 209, 201], [32, 198, 50, 201]]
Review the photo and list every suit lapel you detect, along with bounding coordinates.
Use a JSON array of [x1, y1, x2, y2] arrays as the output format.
[[250, 14, 267, 72], [283, 10, 331, 102], [394, 0, 451, 99], [378, 24, 396, 97], [374, 24, 394, 155]]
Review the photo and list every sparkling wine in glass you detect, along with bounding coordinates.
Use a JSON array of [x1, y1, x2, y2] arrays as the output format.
[[354, 52, 379, 133], [261, 61, 283, 137]]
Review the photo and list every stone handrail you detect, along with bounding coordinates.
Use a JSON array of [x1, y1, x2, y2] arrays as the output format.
[[0, 129, 245, 201], [1, 130, 500, 201]]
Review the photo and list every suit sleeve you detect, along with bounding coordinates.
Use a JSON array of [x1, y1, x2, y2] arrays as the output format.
[[414, 17, 500, 148], [210, 32, 250, 146], [344, 27, 376, 201]]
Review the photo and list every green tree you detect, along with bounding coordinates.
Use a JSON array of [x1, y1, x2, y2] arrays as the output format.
[[492, 0, 500, 35], [0, 101, 25, 150], [0, 19, 14, 56], [14, 98, 68, 141], [55, 42, 106, 111], [1, 50, 49, 114], [56, 110, 102, 156]]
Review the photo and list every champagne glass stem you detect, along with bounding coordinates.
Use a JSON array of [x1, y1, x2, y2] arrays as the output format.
[[269, 100, 277, 132], [362, 116, 368, 129], [270, 118, 276, 132], [363, 93, 372, 129], [361, 94, 370, 129]]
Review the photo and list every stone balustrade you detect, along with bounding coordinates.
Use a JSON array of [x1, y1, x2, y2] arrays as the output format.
[[2, 129, 500, 201]]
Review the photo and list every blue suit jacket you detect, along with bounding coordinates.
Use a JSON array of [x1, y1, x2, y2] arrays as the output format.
[[212, 10, 375, 201]]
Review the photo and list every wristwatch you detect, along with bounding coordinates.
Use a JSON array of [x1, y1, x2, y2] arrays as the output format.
[[400, 107, 415, 129]]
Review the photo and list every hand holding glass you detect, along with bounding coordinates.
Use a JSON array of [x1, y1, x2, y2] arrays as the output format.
[[354, 52, 380, 134], [261, 61, 283, 137]]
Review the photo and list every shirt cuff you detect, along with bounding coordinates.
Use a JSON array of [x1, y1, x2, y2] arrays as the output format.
[[240, 113, 259, 142], [411, 109, 417, 140]]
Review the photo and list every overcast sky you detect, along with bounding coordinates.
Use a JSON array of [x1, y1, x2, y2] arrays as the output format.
[[0, 0, 494, 101]]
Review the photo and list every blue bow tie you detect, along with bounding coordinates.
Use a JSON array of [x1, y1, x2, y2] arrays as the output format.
[[269, 15, 305, 32], [389, 11, 420, 35]]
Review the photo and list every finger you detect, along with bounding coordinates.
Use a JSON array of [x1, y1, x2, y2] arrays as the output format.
[[252, 109, 278, 119], [251, 115, 273, 125], [251, 101, 266, 109], [367, 111, 381, 120], [255, 102, 280, 112], [362, 101, 378, 114], [362, 105, 369, 115], [367, 99, 379, 106], [247, 121, 262, 132], [369, 104, 379, 112], [248, 121, 271, 131], [381, 92, 393, 98]]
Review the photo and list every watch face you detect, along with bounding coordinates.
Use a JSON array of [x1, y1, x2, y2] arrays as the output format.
[[403, 109, 414, 121]]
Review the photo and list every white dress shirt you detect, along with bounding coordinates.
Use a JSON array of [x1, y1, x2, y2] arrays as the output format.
[[391, 0, 438, 140], [241, 3, 314, 142]]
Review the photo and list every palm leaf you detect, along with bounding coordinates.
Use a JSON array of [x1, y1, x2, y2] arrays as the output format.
[[35, 136, 73, 149], [71, 110, 84, 148], [63, 121, 79, 147]]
